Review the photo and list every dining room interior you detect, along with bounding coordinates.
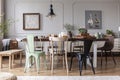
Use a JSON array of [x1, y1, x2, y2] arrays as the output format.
[[0, 0, 120, 80]]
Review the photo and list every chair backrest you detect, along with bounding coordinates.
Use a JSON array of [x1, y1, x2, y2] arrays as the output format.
[[9, 39, 18, 49], [34, 36, 44, 51], [49, 37, 68, 41], [26, 34, 34, 53], [84, 39, 93, 54], [49, 37, 68, 53], [103, 36, 114, 50]]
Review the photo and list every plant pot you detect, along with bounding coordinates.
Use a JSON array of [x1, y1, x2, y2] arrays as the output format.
[[67, 31, 72, 38]]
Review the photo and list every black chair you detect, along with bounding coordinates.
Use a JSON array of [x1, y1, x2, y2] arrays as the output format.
[[97, 36, 116, 66], [72, 41, 84, 53], [69, 39, 95, 75]]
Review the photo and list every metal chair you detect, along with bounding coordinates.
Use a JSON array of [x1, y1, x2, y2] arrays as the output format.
[[24, 34, 47, 73], [72, 41, 84, 53], [97, 36, 116, 66], [69, 39, 95, 75]]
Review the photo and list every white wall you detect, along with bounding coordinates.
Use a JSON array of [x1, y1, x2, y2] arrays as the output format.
[[0, 0, 4, 23], [5, 0, 120, 38]]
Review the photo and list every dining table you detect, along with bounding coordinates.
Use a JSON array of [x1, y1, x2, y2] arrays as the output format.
[[22, 36, 108, 68]]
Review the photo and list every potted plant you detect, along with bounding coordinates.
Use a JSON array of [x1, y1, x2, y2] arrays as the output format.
[[78, 28, 87, 34], [0, 19, 12, 38], [64, 24, 74, 37], [106, 29, 114, 36]]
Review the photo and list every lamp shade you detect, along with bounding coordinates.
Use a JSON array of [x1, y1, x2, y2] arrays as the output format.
[[46, 4, 56, 18]]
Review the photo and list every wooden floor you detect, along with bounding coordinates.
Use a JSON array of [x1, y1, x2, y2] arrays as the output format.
[[0, 56, 120, 76]]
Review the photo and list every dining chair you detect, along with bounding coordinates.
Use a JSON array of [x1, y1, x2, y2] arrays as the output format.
[[97, 36, 116, 66], [49, 37, 68, 75], [72, 41, 84, 53], [34, 36, 44, 51], [69, 39, 95, 75], [24, 34, 47, 73]]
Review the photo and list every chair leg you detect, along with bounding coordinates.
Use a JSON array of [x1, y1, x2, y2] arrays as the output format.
[[69, 56, 74, 71], [24, 56, 30, 73], [24, 58, 28, 73], [79, 59, 83, 76], [105, 51, 107, 65], [51, 54, 54, 74], [101, 50, 103, 67], [76, 53, 83, 75], [43, 54, 48, 69], [88, 54, 95, 74], [65, 52, 69, 75], [36, 57, 40, 74], [83, 56, 87, 70], [110, 51, 116, 65], [50, 54, 52, 69], [63, 55, 65, 69]]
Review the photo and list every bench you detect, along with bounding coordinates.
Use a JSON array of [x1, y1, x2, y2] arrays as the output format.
[[0, 49, 24, 69]]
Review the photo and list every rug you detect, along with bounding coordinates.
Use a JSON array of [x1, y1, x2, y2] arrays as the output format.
[[17, 76, 120, 80]]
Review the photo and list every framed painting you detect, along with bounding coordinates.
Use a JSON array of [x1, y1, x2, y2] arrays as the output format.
[[23, 13, 40, 30], [85, 10, 102, 29]]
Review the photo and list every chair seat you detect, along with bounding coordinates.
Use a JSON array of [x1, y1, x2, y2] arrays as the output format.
[[26, 51, 45, 58], [97, 36, 116, 66], [34, 51, 45, 54]]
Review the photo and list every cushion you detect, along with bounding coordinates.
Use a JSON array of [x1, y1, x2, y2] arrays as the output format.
[[0, 72, 17, 80]]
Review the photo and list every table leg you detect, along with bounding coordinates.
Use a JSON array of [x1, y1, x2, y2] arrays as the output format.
[[9, 55, 12, 69], [12, 55, 14, 65], [0, 56, 2, 69], [93, 41, 97, 68], [20, 51, 22, 65]]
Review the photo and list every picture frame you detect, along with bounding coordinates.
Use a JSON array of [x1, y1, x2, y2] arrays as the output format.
[[23, 13, 40, 30], [85, 10, 102, 29]]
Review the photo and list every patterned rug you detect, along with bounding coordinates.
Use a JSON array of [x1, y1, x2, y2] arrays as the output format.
[[17, 76, 120, 80]]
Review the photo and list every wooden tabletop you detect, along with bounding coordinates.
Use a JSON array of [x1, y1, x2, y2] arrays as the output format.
[[22, 37, 108, 42]]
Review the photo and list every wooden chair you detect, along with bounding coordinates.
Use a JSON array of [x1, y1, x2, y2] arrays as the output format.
[[34, 36, 44, 51], [97, 36, 116, 66], [49, 37, 68, 75]]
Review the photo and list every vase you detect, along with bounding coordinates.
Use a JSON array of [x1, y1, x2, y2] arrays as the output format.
[[68, 31, 72, 38]]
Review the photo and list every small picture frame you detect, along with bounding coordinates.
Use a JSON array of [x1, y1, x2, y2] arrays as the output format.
[[85, 10, 102, 29], [23, 13, 40, 30]]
